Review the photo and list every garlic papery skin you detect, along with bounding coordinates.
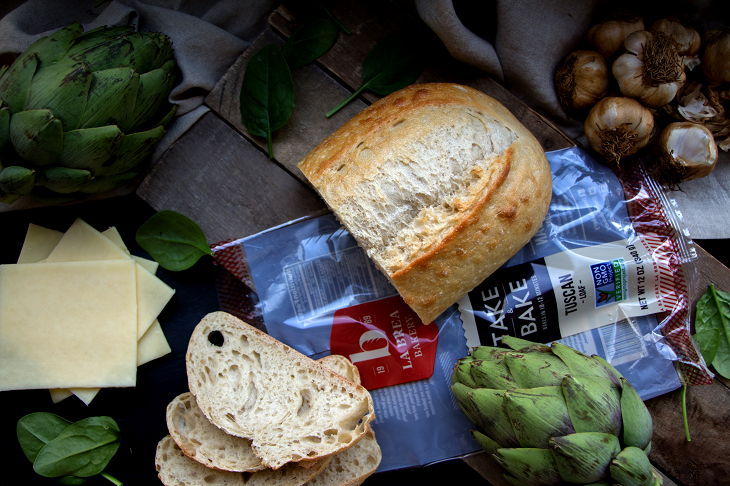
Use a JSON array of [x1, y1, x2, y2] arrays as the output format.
[[655, 122, 718, 183], [587, 13, 644, 60], [555, 50, 609, 111], [702, 29, 730, 87], [584, 97, 655, 163], [651, 17, 701, 57], [613, 31, 686, 108]]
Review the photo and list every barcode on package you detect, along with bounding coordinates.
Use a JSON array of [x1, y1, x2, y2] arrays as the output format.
[[283, 247, 395, 322], [598, 318, 648, 366]]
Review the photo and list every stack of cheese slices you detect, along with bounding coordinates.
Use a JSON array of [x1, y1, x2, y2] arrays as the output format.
[[0, 219, 175, 405], [156, 311, 381, 486]]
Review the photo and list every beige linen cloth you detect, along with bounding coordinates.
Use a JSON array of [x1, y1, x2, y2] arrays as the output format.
[[2, 0, 728, 238]]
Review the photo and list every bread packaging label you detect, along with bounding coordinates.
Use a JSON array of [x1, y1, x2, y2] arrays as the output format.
[[330, 296, 439, 389]]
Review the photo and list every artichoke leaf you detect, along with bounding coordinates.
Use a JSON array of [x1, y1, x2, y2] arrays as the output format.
[[619, 377, 653, 450], [59, 126, 124, 173], [30, 21, 84, 68], [96, 125, 164, 176], [493, 447, 562, 486], [25, 61, 92, 130], [470, 429, 501, 456], [505, 352, 571, 388], [503, 386, 575, 448], [80, 67, 139, 132], [551, 342, 621, 386], [453, 357, 478, 388], [562, 375, 623, 436], [0, 166, 35, 194], [468, 387, 520, 448], [79, 172, 137, 194], [593, 355, 625, 383], [0, 192, 21, 204], [470, 357, 520, 390], [37, 166, 92, 193], [9, 109, 63, 165], [0, 65, 8, 81], [609, 446, 657, 486], [63, 36, 133, 72], [122, 31, 173, 74], [470, 346, 504, 360], [502, 336, 549, 352], [129, 59, 176, 132], [0, 52, 38, 114], [549, 432, 621, 484], [0, 106, 10, 153]]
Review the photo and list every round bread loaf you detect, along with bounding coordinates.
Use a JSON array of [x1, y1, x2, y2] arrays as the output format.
[[297, 83, 553, 324]]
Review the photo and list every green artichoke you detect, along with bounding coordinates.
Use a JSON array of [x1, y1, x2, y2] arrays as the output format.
[[0, 21, 178, 204], [453, 336, 661, 486]]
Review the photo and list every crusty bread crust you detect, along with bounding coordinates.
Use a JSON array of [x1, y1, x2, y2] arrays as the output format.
[[186, 312, 375, 470], [297, 83, 552, 324]]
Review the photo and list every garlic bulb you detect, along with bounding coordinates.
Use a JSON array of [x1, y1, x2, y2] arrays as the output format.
[[654, 122, 718, 185], [584, 97, 654, 163], [555, 50, 609, 111], [651, 17, 701, 56], [587, 12, 644, 60], [702, 29, 730, 87], [613, 30, 686, 108]]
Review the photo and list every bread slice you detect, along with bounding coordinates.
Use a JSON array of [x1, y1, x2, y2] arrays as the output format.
[[317, 355, 361, 385], [155, 435, 331, 486], [297, 83, 552, 324], [186, 312, 374, 469], [306, 429, 381, 486], [166, 356, 360, 472]]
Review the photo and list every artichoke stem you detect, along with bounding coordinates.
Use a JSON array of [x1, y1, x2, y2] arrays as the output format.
[[681, 384, 691, 442]]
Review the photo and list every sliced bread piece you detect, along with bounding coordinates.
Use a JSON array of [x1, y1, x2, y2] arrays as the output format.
[[306, 429, 381, 486], [166, 392, 266, 473], [186, 312, 375, 469], [167, 356, 361, 473], [155, 435, 331, 486], [318, 355, 361, 385]]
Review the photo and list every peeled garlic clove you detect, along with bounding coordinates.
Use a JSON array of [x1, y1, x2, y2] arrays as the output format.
[[654, 122, 718, 185], [651, 17, 701, 56], [555, 50, 609, 111], [587, 12, 644, 60], [613, 31, 686, 108], [584, 97, 654, 163], [702, 29, 730, 87]]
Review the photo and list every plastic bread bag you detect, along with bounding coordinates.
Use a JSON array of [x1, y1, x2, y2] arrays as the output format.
[[210, 146, 712, 471]]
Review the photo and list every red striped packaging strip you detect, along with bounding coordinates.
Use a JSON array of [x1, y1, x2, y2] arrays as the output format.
[[615, 158, 713, 386]]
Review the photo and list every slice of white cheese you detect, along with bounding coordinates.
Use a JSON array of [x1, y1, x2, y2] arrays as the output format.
[[50, 319, 173, 405], [102, 226, 160, 275], [137, 319, 172, 366], [48, 219, 175, 338], [17, 224, 64, 263], [0, 260, 138, 391]]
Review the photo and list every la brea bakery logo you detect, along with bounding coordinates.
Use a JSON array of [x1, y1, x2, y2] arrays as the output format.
[[329, 296, 439, 389]]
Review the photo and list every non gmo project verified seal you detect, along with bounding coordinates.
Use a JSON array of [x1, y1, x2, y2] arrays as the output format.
[[590, 258, 629, 308]]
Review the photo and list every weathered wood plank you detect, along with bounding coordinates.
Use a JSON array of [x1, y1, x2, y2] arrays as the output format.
[[269, 2, 575, 152], [204, 28, 367, 184], [136, 111, 325, 243]]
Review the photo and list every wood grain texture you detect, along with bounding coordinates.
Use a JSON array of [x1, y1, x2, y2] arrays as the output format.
[[204, 28, 367, 184], [136, 112, 325, 243], [269, 2, 575, 152]]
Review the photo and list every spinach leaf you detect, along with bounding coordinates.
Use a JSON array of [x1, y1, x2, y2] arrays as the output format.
[[239, 44, 294, 159], [57, 476, 88, 485], [33, 416, 121, 478], [326, 31, 426, 117], [694, 284, 730, 379], [282, 16, 338, 69], [136, 210, 213, 271], [17, 412, 72, 463], [317, 2, 351, 34]]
